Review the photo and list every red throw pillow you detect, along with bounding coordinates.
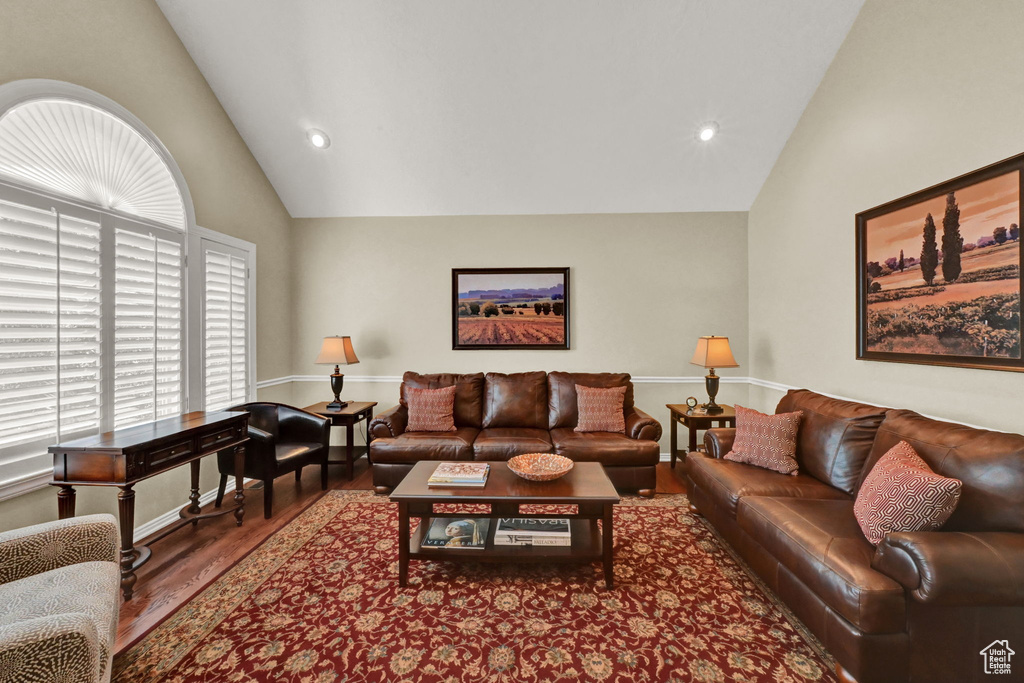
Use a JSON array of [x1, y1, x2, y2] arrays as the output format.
[[723, 405, 801, 475], [405, 385, 457, 432], [574, 384, 626, 433], [854, 441, 962, 546]]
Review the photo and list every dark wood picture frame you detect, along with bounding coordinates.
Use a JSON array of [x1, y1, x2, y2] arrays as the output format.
[[856, 153, 1024, 372], [452, 267, 570, 350]]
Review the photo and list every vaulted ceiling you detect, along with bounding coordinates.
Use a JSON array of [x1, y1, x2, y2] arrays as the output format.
[[157, 1, 864, 217]]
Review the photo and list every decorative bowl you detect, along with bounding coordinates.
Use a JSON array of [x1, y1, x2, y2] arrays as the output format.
[[507, 453, 574, 482]]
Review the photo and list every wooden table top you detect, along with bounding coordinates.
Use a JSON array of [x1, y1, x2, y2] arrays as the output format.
[[48, 411, 246, 453], [305, 401, 378, 416], [390, 461, 619, 505], [667, 404, 736, 420]]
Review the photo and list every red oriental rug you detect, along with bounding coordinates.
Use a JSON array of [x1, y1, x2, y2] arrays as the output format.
[[113, 490, 836, 682]]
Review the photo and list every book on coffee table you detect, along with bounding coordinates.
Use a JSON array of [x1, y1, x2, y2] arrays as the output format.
[[420, 517, 490, 549], [493, 517, 572, 546], [427, 462, 490, 487]]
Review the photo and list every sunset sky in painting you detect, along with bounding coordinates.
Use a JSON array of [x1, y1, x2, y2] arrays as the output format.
[[866, 170, 1020, 263]]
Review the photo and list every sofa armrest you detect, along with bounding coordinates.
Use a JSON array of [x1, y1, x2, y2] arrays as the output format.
[[703, 428, 736, 458], [0, 515, 118, 586], [0, 613, 102, 682], [370, 404, 408, 439], [625, 408, 662, 441], [872, 531, 1024, 606], [278, 405, 331, 447]]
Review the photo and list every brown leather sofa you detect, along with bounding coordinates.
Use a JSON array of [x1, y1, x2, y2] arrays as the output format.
[[685, 389, 1024, 683], [369, 371, 662, 495]]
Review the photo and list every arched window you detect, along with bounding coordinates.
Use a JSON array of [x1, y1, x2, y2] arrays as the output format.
[[0, 80, 253, 499]]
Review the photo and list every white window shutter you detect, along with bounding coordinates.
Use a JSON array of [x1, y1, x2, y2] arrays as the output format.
[[202, 245, 249, 411]]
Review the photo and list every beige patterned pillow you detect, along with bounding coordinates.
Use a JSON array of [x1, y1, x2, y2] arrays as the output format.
[[405, 385, 458, 432], [724, 404, 801, 475], [574, 384, 627, 433]]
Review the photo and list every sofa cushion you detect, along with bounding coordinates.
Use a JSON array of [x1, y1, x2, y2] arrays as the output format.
[[724, 405, 801, 475], [859, 409, 1024, 533], [737, 497, 906, 634], [0, 561, 120, 679], [776, 389, 887, 496], [483, 371, 548, 429], [401, 372, 485, 429], [472, 428, 553, 461], [550, 428, 659, 466], [547, 372, 634, 430], [369, 428, 478, 463], [405, 385, 457, 432], [687, 452, 849, 518], [574, 385, 627, 433]]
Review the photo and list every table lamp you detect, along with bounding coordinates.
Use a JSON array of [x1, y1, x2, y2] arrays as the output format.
[[315, 336, 359, 410], [690, 335, 738, 414]]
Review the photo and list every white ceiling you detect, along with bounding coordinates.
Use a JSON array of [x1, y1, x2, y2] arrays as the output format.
[[157, 1, 864, 218]]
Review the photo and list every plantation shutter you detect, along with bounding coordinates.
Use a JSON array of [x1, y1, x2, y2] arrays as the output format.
[[202, 242, 249, 411], [113, 228, 184, 428], [0, 198, 101, 481]]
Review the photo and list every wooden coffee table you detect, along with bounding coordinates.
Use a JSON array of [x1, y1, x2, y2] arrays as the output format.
[[390, 461, 620, 589]]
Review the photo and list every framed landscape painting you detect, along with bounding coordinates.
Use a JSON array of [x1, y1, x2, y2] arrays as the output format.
[[856, 153, 1024, 371], [452, 267, 569, 350]]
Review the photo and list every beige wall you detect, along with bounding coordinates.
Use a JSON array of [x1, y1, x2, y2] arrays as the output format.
[[747, 0, 1024, 431], [0, 0, 294, 531], [289, 213, 751, 451]]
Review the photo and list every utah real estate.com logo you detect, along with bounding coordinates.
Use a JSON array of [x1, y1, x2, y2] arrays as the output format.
[[980, 640, 1015, 675]]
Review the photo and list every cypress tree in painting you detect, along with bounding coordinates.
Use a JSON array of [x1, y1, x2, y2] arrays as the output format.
[[920, 213, 938, 286], [941, 191, 963, 282], [898, 249, 905, 271]]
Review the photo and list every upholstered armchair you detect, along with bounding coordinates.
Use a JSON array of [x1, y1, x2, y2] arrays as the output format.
[[0, 514, 120, 683], [216, 402, 331, 519]]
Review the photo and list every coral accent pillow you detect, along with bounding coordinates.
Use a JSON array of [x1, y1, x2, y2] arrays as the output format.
[[574, 385, 627, 433], [854, 441, 962, 546], [405, 385, 457, 433], [723, 405, 801, 475]]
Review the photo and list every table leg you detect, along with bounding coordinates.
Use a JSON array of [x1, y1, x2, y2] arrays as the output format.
[[603, 503, 614, 590], [688, 424, 699, 454], [365, 408, 374, 465], [57, 485, 76, 519], [233, 443, 245, 526], [188, 460, 202, 522], [346, 422, 355, 481], [398, 501, 409, 587], [117, 485, 137, 601], [669, 411, 678, 468]]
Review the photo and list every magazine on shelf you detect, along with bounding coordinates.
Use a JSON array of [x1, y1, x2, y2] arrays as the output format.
[[494, 518, 570, 537], [493, 534, 572, 547], [427, 462, 490, 486], [420, 517, 490, 549]]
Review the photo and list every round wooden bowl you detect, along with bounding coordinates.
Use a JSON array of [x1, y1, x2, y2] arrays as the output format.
[[507, 453, 574, 482]]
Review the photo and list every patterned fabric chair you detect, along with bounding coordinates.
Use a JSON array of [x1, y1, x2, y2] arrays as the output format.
[[0, 514, 120, 683]]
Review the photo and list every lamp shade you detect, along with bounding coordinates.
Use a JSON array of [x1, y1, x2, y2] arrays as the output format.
[[690, 336, 739, 369], [315, 336, 359, 365]]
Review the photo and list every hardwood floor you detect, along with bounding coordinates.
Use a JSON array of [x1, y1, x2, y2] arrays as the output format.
[[115, 459, 689, 654]]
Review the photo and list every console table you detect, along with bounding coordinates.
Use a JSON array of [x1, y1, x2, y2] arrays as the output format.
[[49, 411, 249, 601]]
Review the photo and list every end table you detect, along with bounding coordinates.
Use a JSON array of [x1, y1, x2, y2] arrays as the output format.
[[666, 404, 737, 468], [305, 401, 377, 480]]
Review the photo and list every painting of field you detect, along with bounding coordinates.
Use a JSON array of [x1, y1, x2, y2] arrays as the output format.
[[453, 268, 569, 349], [861, 166, 1022, 363]]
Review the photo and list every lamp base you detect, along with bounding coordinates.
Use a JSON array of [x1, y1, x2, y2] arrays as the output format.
[[702, 403, 724, 415], [326, 400, 349, 411]]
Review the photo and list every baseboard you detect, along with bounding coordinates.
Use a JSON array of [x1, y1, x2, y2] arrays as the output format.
[[132, 486, 223, 542]]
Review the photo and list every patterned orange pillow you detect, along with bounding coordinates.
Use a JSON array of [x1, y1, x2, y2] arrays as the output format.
[[724, 405, 801, 475], [853, 441, 962, 546], [574, 385, 626, 433], [405, 385, 457, 432]]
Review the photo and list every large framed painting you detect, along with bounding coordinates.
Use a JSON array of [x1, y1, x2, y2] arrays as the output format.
[[857, 153, 1024, 371], [452, 267, 569, 350]]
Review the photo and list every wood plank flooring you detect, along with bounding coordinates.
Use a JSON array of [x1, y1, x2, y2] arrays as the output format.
[[115, 459, 689, 654]]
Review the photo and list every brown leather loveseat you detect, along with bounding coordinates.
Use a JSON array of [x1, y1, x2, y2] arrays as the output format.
[[369, 371, 662, 495], [685, 389, 1024, 683]]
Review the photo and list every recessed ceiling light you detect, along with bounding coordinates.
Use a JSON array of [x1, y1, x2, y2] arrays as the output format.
[[697, 122, 719, 142], [307, 128, 330, 149]]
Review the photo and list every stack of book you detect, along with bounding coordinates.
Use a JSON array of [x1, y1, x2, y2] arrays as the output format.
[[493, 518, 572, 546], [427, 462, 490, 487], [420, 517, 490, 549]]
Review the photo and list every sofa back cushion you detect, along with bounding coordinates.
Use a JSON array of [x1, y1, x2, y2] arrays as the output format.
[[547, 372, 634, 430], [776, 389, 887, 495], [483, 371, 548, 429], [859, 409, 1024, 532], [400, 372, 485, 429]]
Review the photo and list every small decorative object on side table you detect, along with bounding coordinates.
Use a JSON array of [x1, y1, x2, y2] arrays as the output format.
[[689, 335, 739, 414], [666, 403, 737, 468], [305, 401, 377, 480], [314, 335, 359, 409]]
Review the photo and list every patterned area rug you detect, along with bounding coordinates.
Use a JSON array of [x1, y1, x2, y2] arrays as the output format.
[[113, 490, 836, 682]]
